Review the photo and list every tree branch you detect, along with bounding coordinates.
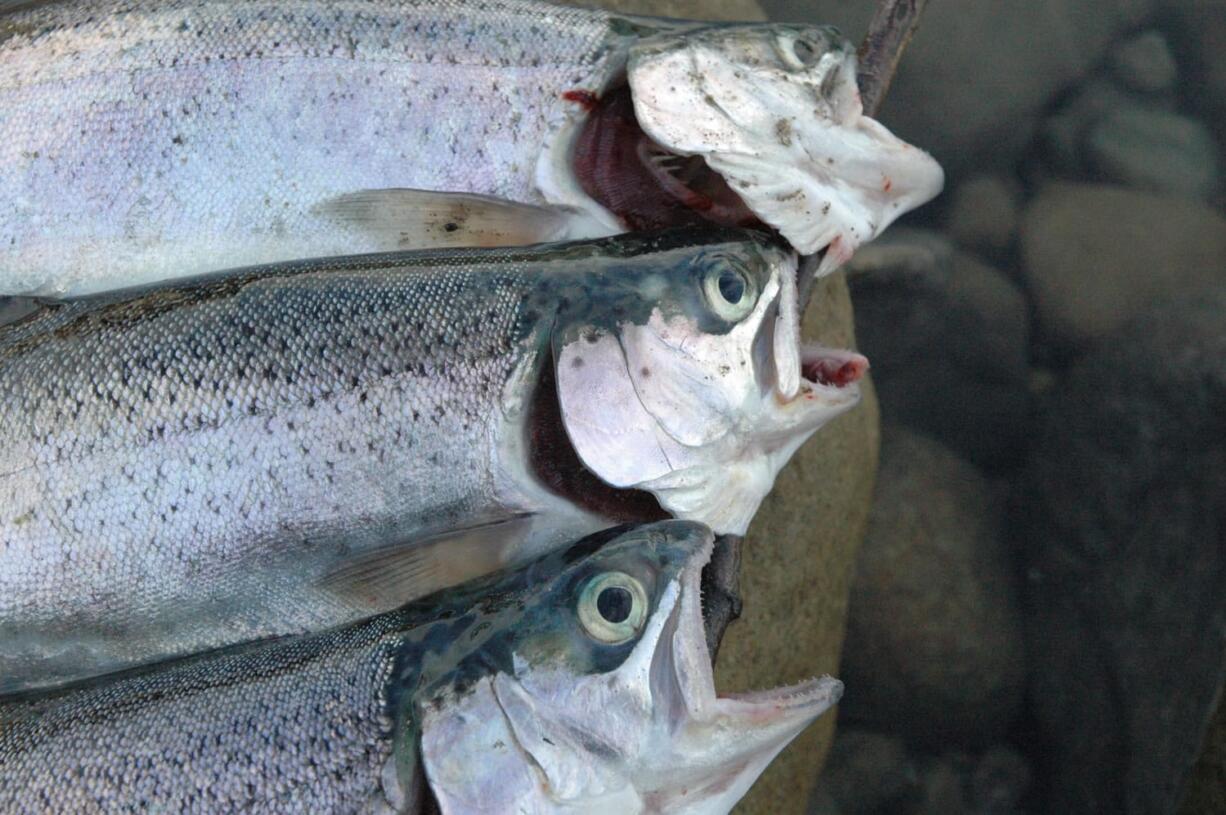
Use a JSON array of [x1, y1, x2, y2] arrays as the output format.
[[703, 0, 930, 661], [856, 0, 930, 118]]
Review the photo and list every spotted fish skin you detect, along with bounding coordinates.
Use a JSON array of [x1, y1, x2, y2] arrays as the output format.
[[0, 228, 791, 693], [0, 523, 704, 814], [0, 620, 408, 814], [0, 1, 944, 296], [0, 0, 644, 294]]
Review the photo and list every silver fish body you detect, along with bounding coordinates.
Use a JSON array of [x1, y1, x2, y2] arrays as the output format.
[[0, 521, 841, 814], [0, 0, 943, 295], [0, 228, 864, 692]]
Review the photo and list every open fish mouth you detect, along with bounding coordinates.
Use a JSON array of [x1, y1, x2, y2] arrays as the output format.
[[675, 534, 841, 726], [541, 23, 944, 275], [637, 530, 841, 810], [565, 85, 764, 234], [764, 255, 869, 407], [801, 344, 870, 390]]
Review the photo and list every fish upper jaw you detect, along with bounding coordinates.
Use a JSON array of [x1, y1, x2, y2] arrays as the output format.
[[627, 23, 944, 266]]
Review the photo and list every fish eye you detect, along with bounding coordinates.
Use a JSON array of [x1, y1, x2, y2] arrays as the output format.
[[779, 34, 821, 69], [577, 571, 648, 645], [703, 263, 757, 322]]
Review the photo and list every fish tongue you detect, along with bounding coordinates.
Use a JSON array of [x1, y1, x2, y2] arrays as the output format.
[[801, 345, 869, 388]]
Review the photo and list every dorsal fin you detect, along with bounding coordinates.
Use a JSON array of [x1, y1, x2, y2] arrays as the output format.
[[0, 295, 53, 329]]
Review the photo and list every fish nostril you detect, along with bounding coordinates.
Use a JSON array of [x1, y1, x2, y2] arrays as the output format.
[[791, 38, 817, 66]]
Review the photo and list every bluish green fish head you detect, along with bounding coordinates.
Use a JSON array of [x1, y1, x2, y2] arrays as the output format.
[[414, 520, 842, 813]]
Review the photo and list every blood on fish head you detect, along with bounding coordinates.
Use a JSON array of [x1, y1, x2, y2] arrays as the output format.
[[549, 231, 866, 535], [570, 85, 763, 234], [419, 521, 840, 813], [619, 23, 944, 270]]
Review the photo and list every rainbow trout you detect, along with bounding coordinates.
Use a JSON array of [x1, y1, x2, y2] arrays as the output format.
[[0, 228, 866, 692], [0, 522, 841, 814], [0, 0, 943, 295]]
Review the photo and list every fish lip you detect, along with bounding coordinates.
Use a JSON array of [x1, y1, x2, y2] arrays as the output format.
[[677, 536, 842, 727]]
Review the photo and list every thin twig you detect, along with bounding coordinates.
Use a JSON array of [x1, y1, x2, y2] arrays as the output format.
[[795, 0, 931, 316], [856, 0, 930, 118], [704, 0, 930, 661]]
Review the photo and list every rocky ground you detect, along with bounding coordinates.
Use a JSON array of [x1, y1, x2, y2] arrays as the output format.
[[752, 1, 1226, 813]]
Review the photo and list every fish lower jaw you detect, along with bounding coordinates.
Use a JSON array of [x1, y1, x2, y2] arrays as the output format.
[[678, 549, 837, 730], [800, 343, 868, 390], [770, 343, 868, 412], [715, 675, 843, 721]]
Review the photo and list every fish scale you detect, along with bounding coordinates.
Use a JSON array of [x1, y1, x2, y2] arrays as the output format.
[[0, 249, 543, 690], [1, 228, 834, 694], [0, 0, 624, 292], [0, 522, 841, 814], [0, 613, 407, 813], [1, 0, 945, 296]]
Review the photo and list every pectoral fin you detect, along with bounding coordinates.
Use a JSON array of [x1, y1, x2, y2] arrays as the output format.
[[315, 189, 610, 249], [317, 514, 534, 609]]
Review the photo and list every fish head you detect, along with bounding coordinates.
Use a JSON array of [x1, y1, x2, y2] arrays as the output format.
[[550, 230, 867, 534], [419, 521, 841, 813], [623, 23, 944, 267]]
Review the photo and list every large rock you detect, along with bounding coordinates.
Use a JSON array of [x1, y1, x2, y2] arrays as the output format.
[[1109, 31, 1178, 94], [1084, 107, 1220, 200], [944, 174, 1022, 260], [1020, 183, 1226, 354], [718, 270, 880, 814], [1181, 694, 1226, 815], [813, 727, 1032, 815], [848, 230, 1031, 470], [761, 0, 1154, 175], [1020, 287, 1226, 814], [1038, 76, 1168, 179], [839, 427, 1026, 747]]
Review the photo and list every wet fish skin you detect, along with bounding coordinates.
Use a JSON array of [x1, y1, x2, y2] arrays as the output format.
[[0, 0, 634, 293], [0, 228, 862, 693], [0, 522, 841, 814], [0, 0, 942, 295]]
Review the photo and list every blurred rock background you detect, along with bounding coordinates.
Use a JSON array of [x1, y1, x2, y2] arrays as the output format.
[[587, 0, 1225, 811], [754, 1, 1226, 813]]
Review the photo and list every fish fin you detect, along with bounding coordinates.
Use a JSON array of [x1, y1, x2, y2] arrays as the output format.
[[315, 188, 608, 249], [0, 296, 56, 329], [316, 514, 535, 609]]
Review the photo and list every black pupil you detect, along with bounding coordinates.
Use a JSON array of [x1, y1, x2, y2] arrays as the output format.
[[597, 586, 633, 624], [718, 272, 746, 304], [793, 39, 816, 63]]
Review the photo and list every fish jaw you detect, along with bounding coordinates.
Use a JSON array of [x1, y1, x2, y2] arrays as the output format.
[[636, 538, 843, 813], [479, 529, 839, 813], [555, 246, 867, 535], [626, 24, 944, 265]]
